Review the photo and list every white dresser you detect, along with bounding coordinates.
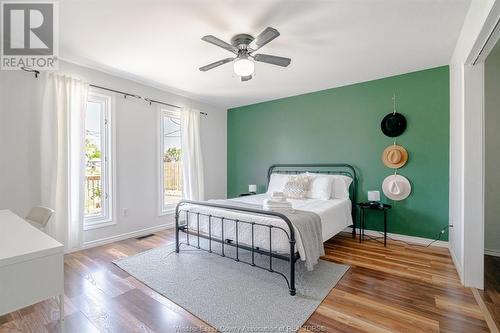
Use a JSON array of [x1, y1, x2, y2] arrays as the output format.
[[0, 210, 64, 320]]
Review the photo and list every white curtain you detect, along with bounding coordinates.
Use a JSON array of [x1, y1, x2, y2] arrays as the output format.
[[40, 73, 89, 250], [181, 108, 205, 200]]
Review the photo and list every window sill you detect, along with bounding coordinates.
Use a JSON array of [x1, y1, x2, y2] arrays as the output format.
[[84, 220, 116, 231], [159, 209, 175, 217]]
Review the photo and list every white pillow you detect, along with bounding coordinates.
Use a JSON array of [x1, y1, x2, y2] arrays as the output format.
[[332, 175, 353, 200], [267, 173, 291, 194], [283, 174, 311, 199], [306, 173, 334, 200]]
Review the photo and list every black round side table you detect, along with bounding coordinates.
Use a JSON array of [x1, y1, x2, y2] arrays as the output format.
[[357, 202, 392, 247]]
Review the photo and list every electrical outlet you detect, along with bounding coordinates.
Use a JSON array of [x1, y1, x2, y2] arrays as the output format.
[[123, 208, 129, 216]]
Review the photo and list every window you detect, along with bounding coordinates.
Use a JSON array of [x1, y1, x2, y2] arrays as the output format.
[[84, 91, 113, 226], [160, 108, 182, 212]]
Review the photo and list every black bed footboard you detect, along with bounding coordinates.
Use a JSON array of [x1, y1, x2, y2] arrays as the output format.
[[175, 200, 298, 296]]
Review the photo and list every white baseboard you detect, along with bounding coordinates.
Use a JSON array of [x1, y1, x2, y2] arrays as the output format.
[[485, 248, 500, 257], [343, 227, 449, 248], [71, 224, 450, 253], [70, 222, 175, 253]]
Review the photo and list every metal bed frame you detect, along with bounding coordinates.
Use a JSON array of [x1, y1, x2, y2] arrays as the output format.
[[175, 163, 357, 296]]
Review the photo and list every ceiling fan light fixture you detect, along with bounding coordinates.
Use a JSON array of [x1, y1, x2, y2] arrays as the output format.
[[199, 28, 290, 81], [233, 58, 255, 77]]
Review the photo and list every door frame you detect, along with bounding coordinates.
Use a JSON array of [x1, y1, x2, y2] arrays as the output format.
[[462, 3, 500, 289]]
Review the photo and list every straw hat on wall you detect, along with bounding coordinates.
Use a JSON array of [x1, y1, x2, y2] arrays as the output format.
[[381, 144, 408, 169]]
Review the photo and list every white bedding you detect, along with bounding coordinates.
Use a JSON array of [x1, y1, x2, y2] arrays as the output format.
[[233, 194, 352, 241], [180, 194, 352, 263]]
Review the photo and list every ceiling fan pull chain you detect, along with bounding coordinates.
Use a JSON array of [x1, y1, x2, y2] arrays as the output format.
[[393, 93, 397, 115]]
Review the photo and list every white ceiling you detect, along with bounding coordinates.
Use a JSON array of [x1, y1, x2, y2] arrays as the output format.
[[60, 0, 470, 109]]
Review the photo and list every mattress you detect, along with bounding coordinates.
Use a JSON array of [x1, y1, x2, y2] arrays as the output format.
[[180, 194, 353, 262]]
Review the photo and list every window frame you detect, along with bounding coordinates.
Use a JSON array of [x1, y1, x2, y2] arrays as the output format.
[[158, 106, 182, 215], [84, 90, 115, 229]]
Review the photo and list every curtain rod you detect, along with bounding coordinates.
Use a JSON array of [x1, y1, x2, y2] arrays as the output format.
[[20, 67, 208, 116], [143, 97, 206, 115], [89, 84, 142, 100]]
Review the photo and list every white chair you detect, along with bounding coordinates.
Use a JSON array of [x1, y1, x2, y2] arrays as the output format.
[[25, 206, 54, 230]]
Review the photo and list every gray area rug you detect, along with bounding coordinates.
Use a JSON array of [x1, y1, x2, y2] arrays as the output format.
[[114, 240, 349, 333]]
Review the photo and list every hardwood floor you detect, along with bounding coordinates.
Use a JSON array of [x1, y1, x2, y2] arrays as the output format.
[[0, 231, 490, 333], [479, 255, 500, 331]]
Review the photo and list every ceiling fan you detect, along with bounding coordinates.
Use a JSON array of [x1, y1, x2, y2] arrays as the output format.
[[199, 27, 291, 82]]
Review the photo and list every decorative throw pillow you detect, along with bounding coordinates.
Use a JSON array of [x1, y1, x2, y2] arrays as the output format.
[[283, 175, 311, 199]]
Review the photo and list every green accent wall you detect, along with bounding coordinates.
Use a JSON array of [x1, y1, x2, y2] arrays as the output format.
[[227, 66, 450, 240]]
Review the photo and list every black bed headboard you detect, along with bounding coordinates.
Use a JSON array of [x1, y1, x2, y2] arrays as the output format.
[[267, 163, 358, 221]]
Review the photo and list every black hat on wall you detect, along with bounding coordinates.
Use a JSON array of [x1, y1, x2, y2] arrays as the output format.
[[381, 112, 407, 137]]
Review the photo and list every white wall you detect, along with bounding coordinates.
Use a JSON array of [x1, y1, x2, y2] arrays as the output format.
[[448, 0, 497, 286], [485, 50, 500, 255], [0, 72, 41, 217], [0, 60, 227, 247]]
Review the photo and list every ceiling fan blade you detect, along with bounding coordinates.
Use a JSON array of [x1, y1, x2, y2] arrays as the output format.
[[199, 57, 235, 71], [253, 54, 291, 67], [248, 27, 280, 52], [201, 35, 238, 54], [241, 75, 252, 82]]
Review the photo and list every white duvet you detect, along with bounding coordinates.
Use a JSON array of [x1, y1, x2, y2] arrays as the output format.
[[180, 194, 353, 263]]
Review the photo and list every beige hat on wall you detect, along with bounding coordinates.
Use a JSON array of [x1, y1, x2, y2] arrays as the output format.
[[382, 174, 412, 201], [382, 144, 408, 169]]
